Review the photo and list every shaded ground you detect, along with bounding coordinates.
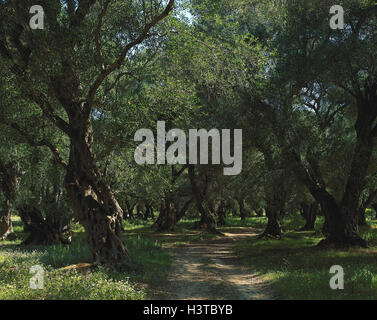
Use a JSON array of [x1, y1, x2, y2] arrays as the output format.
[[151, 227, 275, 300]]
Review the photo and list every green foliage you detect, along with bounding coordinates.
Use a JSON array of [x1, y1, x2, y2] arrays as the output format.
[[39, 241, 91, 268]]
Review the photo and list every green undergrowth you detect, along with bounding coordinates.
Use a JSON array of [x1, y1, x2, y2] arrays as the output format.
[[0, 217, 171, 300], [235, 211, 377, 300]]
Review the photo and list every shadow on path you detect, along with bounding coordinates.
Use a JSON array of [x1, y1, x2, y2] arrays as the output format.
[[151, 227, 275, 300]]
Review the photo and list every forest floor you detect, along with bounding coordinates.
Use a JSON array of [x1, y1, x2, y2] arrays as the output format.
[[3, 214, 377, 299], [148, 227, 275, 300]]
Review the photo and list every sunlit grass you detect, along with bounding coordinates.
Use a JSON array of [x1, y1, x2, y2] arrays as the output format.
[[235, 212, 377, 300], [0, 216, 171, 300]]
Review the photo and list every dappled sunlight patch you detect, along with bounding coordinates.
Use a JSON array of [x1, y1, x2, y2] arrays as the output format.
[[57, 263, 94, 273]]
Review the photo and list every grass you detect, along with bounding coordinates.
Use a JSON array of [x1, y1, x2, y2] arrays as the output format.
[[0, 216, 171, 300], [3, 211, 377, 300], [234, 211, 377, 300]]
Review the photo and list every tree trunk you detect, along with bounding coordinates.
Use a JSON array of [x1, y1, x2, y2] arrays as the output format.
[[19, 205, 71, 245], [300, 202, 318, 231], [188, 166, 218, 234], [64, 115, 130, 271], [318, 128, 373, 247], [0, 160, 19, 241], [176, 198, 193, 222], [143, 202, 153, 220], [0, 200, 16, 240], [290, 147, 369, 248], [237, 198, 247, 221], [258, 146, 288, 239], [124, 200, 136, 220], [260, 188, 286, 239], [217, 200, 227, 226], [154, 198, 177, 231], [313, 189, 367, 248], [357, 188, 377, 226], [357, 207, 368, 226], [260, 205, 285, 239]]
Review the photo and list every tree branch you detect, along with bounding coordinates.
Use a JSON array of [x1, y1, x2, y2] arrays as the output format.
[[86, 0, 175, 110], [94, 0, 111, 71], [0, 117, 67, 169]]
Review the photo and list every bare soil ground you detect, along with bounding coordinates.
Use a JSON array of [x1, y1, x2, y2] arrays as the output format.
[[151, 227, 275, 300]]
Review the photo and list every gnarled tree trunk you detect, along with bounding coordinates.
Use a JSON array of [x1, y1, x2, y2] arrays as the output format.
[[306, 187, 367, 248], [188, 165, 218, 234], [64, 114, 130, 270], [260, 178, 287, 239], [19, 205, 71, 245], [154, 198, 177, 231], [154, 197, 192, 231], [260, 205, 285, 239], [289, 91, 377, 248]]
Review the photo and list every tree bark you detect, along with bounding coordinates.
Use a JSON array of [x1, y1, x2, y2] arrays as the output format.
[[0, 200, 16, 241], [237, 198, 247, 221], [260, 204, 285, 239], [18, 205, 71, 245], [188, 166, 218, 234], [176, 198, 193, 222], [0, 160, 19, 241], [217, 200, 227, 226], [154, 197, 192, 231], [154, 198, 177, 231], [290, 146, 369, 248], [258, 145, 288, 239], [64, 114, 130, 270], [154, 164, 189, 231], [300, 202, 318, 231]]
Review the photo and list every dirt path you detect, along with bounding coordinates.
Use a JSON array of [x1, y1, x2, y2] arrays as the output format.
[[152, 227, 274, 300]]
